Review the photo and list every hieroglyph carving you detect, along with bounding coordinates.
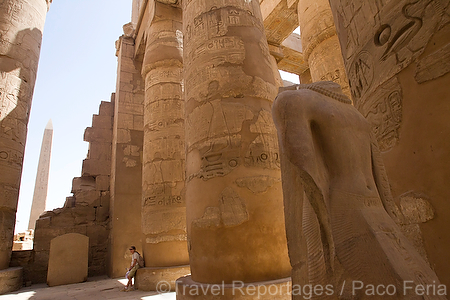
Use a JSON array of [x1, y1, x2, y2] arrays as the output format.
[[331, 0, 450, 150], [193, 187, 248, 228], [186, 101, 280, 181], [357, 77, 403, 152]]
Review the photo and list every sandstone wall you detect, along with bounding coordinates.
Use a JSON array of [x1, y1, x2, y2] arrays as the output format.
[[108, 30, 145, 278], [30, 100, 113, 283]]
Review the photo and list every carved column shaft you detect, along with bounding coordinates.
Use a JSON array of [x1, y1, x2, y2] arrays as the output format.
[[141, 2, 189, 268], [298, 0, 350, 97], [182, 0, 291, 284], [0, 0, 50, 270]]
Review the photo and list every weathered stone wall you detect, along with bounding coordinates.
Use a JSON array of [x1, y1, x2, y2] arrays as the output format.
[[329, 0, 450, 288], [9, 250, 33, 284], [30, 100, 113, 283], [108, 28, 145, 278]]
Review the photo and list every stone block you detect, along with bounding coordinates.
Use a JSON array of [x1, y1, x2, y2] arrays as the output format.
[[88, 142, 112, 161], [63, 197, 76, 208], [96, 206, 109, 223], [47, 233, 89, 287], [120, 71, 134, 84], [92, 115, 113, 129], [72, 207, 96, 225], [47, 211, 74, 228], [96, 175, 110, 191], [117, 113, 134, 129], [99, 101, 113, 116], [133, 92, 145, 105], [84, 127, 112, 143], [0, 267, 23, 295], [86, 225, 108, 245], [71, 176, 96, 193], [116, 129, 131, 143], [118, 101, 143, 115], [74, 189, 100, 205], [35, 216, 51, 229], [10, 250, 33, 268], [32, 251, 49, 271], [82, 159, 111, 177], [134, 115, 144, 130]]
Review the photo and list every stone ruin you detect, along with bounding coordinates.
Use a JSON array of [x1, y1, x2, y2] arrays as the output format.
[[0, 0, 449, 298]]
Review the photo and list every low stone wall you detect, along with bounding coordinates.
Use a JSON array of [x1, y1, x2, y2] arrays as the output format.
[[9, 250, 33, 286]]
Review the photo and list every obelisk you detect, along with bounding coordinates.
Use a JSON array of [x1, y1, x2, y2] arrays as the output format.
[[28, 119, 53, 230]]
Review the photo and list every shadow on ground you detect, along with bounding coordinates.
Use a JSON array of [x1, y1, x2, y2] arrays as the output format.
[[0, 276, 176, 300]]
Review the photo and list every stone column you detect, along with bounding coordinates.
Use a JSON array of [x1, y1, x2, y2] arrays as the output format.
[[298, 0, 350, 97], [178, 0, 291, 298], [28, 119, 53, 230], [137, 1, 190, 291], [0, 0, 51, 273]]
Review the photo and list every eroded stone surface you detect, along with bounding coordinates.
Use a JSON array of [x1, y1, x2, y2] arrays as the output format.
[[140, 1, 189, 270], [273, 81, 446, 299], [0, 267, 22, 295], [183, 0, 290, 284]]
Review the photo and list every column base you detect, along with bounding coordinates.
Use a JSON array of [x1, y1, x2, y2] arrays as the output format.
[[176, 275, 292, 299], [135, 265, 190, 291], [0, 267, 23, 295]]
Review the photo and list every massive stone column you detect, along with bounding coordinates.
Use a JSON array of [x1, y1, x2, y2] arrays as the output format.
[[28, 119, 53, 230], [298, 0, 350, 97], [177, 0, 291, 298], [328, 0, 450, 288], [136, 1, 190, 291], [0, 0, 51, 274]]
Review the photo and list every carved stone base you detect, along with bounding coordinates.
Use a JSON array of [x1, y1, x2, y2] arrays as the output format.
[[176, 275, 291, 299], [135, 265, 190, 292], [0, 267, 22, 295]]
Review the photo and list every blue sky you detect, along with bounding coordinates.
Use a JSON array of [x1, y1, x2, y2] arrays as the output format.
[[15, 1, 300, 233]]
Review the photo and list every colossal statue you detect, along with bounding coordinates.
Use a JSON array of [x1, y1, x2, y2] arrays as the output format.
[[273, 81, 447, 299]]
